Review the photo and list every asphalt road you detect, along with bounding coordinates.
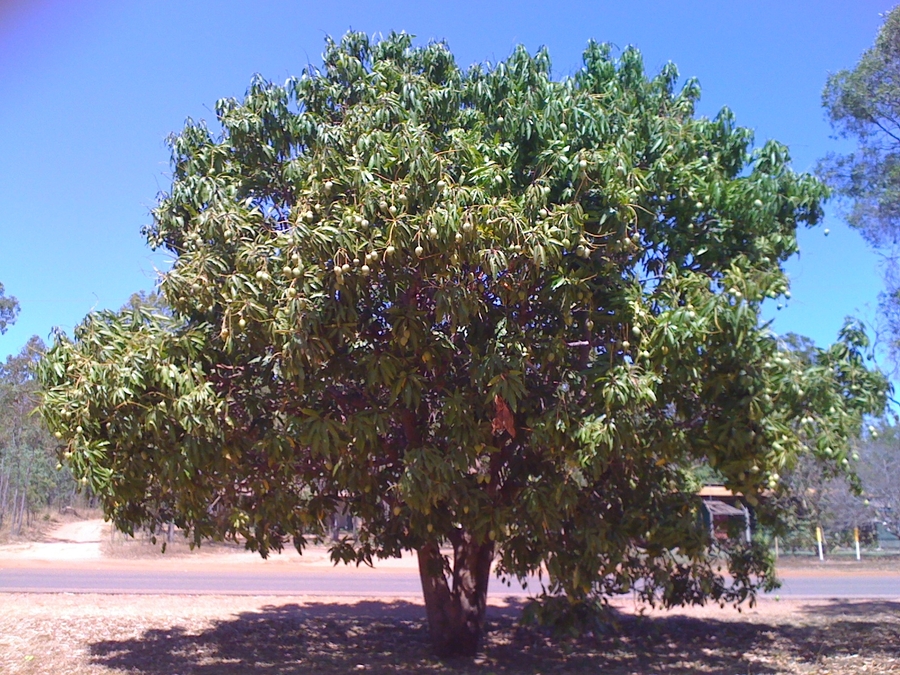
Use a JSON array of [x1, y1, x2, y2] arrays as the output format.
[[0, 566, 431, 596], [2, 563, 899, 598], [771, 572, 900, 598]]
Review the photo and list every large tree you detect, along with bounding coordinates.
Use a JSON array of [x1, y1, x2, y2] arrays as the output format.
[[819, 6, 900, 360], [39, 33, 887, 657]]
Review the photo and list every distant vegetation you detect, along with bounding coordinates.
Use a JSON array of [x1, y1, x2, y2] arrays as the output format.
[[0, 287, 83, 539]]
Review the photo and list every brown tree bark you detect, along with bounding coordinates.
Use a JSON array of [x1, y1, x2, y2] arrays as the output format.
[[417, 530, 495, 658]]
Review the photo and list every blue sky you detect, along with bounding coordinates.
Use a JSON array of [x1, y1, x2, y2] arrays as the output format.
[[0, 0, 894, 365]]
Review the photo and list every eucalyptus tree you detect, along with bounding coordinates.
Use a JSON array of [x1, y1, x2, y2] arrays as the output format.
[[821, 6, 900, 244], [39, 33, 887, 657], [1, 337, 67, 533], [0, 282, 18, 335], [820, 6, 900, 361], [856, 422, 900, 539]]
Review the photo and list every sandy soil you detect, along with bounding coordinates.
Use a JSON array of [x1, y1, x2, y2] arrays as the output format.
[[1, 519, 422, 572], [0, 519, 106, 562]]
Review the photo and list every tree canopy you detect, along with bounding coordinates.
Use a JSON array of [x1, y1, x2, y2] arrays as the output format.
[[39, 32, 888, 657], [820, 6, 900, 359], [0, 282, 19, 335]]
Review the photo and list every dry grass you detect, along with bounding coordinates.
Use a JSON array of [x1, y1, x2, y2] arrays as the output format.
[[1, 594, 899, 674], [101, 528, 248, 560]]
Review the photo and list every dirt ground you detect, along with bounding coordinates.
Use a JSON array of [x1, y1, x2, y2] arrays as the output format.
[[3, 593, 899, 674], [2, 519, 899, 674]]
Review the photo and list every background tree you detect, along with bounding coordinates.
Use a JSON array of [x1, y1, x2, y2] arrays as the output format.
[[768, 332, 877, 552], [820, 5, 900, 362], [779, 452, 875, 552], [0, 337, 78, 535], [0, 290, 80, 537], [39, 33, 888, 657], [122, 290, 169, 315], [855, 422, 900, 539], [0, 282, 19, 335]]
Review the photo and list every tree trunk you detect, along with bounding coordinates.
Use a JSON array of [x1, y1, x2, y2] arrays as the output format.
[[10, 485, 19, 535], [0, 466, 7, 527], [417, 531, 494, 659]]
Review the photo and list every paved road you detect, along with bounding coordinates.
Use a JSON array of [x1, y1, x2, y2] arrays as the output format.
[[0, 566, 432, 595], [770, 572, 900, 598], [2, 563, 899, 598]]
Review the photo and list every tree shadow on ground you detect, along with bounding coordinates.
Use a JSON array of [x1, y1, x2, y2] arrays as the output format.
[[799, 599, 900, 617], [88, 598, 900, 674]]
